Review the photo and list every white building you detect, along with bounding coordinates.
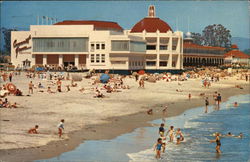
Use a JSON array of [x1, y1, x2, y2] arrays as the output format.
[[11, 6, 183, 71]]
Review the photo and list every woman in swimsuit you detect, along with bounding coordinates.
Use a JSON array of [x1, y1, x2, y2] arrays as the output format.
[[167, 126, 174, 142], [210, 132, 221, 153], [153, 138, 162, 159]]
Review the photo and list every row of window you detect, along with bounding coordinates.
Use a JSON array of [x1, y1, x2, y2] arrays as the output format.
[[129, 61, 144, 67], [146, 61, 176, 67], [146, 45, 177, 50], [90, 42, 105, 51], [90, 54, 105, 63]]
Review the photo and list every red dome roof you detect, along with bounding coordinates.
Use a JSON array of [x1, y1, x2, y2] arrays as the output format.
[[54, 20, 123, 31], [130, 17, 172, 33], [231, 44, 238, 49]]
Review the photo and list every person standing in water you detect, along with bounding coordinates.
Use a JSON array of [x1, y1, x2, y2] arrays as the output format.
[[210, 133, 221, 154], [153, 138, 163, 159], [167, 126, 175, 142], [175, 128, 184, 145], [159, 132, 167, 153], [159, 123, 165, 135], [217, 93, 222, 110], [205, 97, 209, 113]]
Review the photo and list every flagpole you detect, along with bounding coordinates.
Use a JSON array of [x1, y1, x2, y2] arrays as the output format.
[[42, 16, 44, 25]]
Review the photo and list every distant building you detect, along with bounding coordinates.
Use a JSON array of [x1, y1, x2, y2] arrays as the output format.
[[183, 32, 225, 67], [11, 5, 183, 71], [224, 44, 250, 67]]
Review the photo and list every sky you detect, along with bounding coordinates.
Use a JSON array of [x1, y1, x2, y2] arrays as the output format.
[[1, 1, 249, 49]]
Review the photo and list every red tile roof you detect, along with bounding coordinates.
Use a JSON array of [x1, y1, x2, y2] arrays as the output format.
[[130, 17, 172, 33], [54, 20, 123, 31], [184, 42, 226, 50], [224, 50, 250, 59]]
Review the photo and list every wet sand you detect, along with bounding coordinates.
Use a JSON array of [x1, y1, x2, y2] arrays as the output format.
[[0, 73, 249, 162]]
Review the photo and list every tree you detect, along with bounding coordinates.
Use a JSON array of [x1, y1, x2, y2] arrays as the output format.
[[191, 32, 203, 45], [1, 27, 18, 56], [202, 24, 231, 48]]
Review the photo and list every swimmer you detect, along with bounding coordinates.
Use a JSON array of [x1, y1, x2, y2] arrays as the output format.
[[226, 132, 233, 136], [234, 102, 238, 107], [235, 133, 243, 138], [153, 138, 163, 159], [210, 132, 221, 154], [167, 126, 175, 142]]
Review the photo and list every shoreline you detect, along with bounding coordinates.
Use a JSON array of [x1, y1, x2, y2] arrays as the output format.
[[0, 83, 249, 162]]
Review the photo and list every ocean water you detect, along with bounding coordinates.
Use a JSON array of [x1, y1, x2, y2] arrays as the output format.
[[40, 94, 250, 162]]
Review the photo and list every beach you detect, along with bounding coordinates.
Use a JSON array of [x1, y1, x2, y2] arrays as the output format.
[[0, 71, 249, 162]]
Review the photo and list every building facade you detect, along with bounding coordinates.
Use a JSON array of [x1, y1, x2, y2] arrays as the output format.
[[224, 44, 250, 67], [11, 6, 183, 71], [183, 32, 225, 67]]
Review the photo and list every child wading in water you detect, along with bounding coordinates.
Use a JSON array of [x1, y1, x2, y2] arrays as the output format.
[[153, 138, 163, 159], [210, 132, 221, 154], [159, 132, 167, 152], [167, 126, 175, 142], [175, 128, 184, 145], [58, 119, 65, 138]]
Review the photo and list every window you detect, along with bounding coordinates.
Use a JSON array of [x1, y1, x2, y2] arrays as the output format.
[[101, 54, 105, 63], [91, 43, 95, 51], [146, 45, 156, 50], [96, 54, 100, 63], [130, 41, 146, 52], [172, 38, 178, 51], [160, 45, 168, 50], [160, 61, 167, 66], [96, 44, 100, 50], [91, 54, 95, 63], [111, 41, 129, 51], [101, 43, 105, 50], [135, 61, 137, 66], [146, 61, 156, 66], [33, 38, 88, 52]]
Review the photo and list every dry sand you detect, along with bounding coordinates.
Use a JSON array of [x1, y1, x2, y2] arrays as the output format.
[[0, 72, 249, 161]]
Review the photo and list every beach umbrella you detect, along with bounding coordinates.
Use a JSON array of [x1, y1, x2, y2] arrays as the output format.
[[71, 74, 82, 81], [100, 73, 110, 83], [6, 83, 17, 94], [138, 70, 145, 75]]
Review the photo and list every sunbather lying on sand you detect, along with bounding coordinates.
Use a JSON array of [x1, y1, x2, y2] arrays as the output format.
[[28, 125, 39, 134]]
